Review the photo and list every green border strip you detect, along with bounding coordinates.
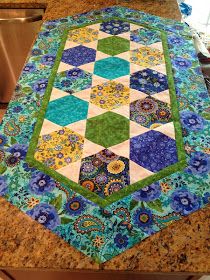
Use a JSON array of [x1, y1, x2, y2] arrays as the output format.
[[161, 32, 186, 162], [26, 18, 187, 208]]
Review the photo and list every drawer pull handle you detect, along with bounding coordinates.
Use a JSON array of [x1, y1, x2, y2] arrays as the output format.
[[0, 14, 43, 24]]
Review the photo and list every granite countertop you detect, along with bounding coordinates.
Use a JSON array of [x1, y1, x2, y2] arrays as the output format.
[[0, 0, 182, 21], [0, 0, 209, 273]]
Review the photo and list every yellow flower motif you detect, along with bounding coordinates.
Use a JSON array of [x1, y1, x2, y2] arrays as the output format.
[[150, 123, 162, 129], [107, 160, 125, 174], [160, 182, 172, 193], [19, 116, 26, 122], [104, 179, 123, 196], [27, 197, 40, 209], [92, 236, 104, 248]]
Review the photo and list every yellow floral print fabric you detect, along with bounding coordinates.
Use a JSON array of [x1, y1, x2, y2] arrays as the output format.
[[35, 127, 84, 170], [90, 81, 130, 110], [68, 27, 99, 44], [130, 46, 164, 67]]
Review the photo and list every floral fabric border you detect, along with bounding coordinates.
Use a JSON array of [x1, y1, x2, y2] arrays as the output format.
[[0, 6, 209, 263]]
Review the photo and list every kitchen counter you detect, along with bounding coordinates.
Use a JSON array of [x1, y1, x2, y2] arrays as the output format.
[[0, 0, 209, 274], [0, 0, 182, 21], [0, 195, 209, 272]]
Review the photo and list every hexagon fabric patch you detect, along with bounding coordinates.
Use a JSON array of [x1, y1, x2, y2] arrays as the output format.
[[61, 45, 96, 66], [79, 149, 130, 198], [130, 28, 161, 45], [85, 112, 130, 148], [130, 96, 172, 128], [130, 130, 178, 172], [100, 19, 130, 35], [34, 127, 84, 169], [45, 95, 89, 126], [54, 68, 92, 94], [67, 27, 99, 44], [90, 81, 130, 110], [3, 9, 206, 265], [94, 57, 129, 79], [97, 36, 130, 56], [130, 69, 168, 94], [130, 46, 164, 67]]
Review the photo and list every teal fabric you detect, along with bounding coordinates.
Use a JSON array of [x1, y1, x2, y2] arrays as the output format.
[[46, 95, 88, 126], [94, 57, 130, 79]]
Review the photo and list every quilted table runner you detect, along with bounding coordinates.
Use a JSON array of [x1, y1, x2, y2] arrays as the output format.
[[0, 6, 209, 263]]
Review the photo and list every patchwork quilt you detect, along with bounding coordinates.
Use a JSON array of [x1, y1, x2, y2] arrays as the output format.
[[0, 6, 209, 263]]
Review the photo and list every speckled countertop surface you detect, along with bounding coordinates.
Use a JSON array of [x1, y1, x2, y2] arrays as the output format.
[[0, 0, 209, 273], [0, 0, 182, 21]]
